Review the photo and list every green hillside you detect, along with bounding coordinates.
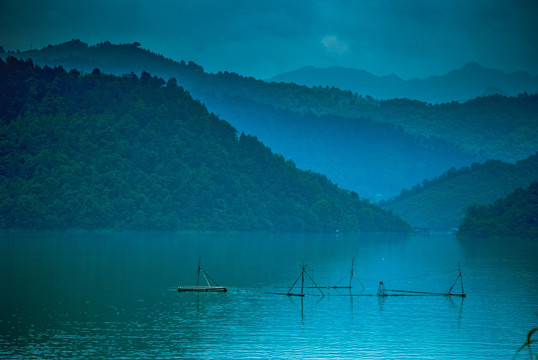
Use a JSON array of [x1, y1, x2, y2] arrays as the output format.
[[9, 41, 537, 162], [458, 182, 538, 238], [6, 40, 538, 199], [381, 155, 538, 230], [0, 57, 410, 232]]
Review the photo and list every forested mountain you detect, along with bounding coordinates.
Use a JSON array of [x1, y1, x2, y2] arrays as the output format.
[[381, 154, 538, 230], [0, 57, 410, 232], [458, 182, 538, 238], [268, 62, 538, 104], [196, 96, 469, 198], [5, 40, 538, 199]]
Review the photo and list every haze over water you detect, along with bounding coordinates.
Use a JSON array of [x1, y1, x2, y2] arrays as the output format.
[[1, 231, 536, 359]]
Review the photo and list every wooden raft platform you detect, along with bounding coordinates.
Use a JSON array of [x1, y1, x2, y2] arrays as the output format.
[[178, 258, 227, 293], [178, 286, 227, 293]]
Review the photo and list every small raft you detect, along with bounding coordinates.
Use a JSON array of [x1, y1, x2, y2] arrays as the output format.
[[178, 258, 227, 293], [178, 285, 227, 293]]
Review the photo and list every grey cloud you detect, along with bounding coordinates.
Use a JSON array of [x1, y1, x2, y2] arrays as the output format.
[[1, 0, 537, 79]]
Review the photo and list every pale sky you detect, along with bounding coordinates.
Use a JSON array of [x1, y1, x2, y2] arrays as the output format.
[[1, 0, 537, 79]]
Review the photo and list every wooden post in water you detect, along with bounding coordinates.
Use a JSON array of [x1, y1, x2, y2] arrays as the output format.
[[349, 257, 354, 289], [285, 263, 324, 297], [303, 265, 325, 297], [349, 257, 365, 290], [447, 261, 466, 297], [287, 267, 305, 296], [458, 261, 465, 295], [196, 257, 201, 287], [301, 263, 305, 296]]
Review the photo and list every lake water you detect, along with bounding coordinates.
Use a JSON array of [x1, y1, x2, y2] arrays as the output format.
[[0, 231, 537, 359]]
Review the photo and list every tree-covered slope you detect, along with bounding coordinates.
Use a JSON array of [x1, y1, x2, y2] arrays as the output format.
[[458, 182, 538, 238], [0, 57, 410, 232], [381, 154, 538, 230], [197, 94, 469, 198], [370, 95, 538, 163], [6, 40, 538, 198]]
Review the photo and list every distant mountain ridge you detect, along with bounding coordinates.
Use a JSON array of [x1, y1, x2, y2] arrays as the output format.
[[268, 62, 538, 104]]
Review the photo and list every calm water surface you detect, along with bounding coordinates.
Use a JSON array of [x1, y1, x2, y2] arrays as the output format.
[[0, 231, 537, 359]]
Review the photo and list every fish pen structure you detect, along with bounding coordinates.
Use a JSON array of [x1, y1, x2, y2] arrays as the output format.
[[377, 262, 466, 298], [269, 261, 466, 298], [269, 263, 325, 297]]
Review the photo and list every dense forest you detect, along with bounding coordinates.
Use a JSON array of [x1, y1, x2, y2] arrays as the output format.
[[6, 40, 538, 198], [458, 182, 538, 238], [0, 57, 410, 232], [381, 154, 538, 230]]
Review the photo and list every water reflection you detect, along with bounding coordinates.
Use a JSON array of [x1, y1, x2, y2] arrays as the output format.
[[1, 231, 536, 359], [377, 293, 387, 311]]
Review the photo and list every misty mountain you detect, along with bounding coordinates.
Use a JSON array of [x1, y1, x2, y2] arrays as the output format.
[[268, 62, 538, 104], [199, 95, 471, 199], [381, 153, 538, 231], [5, 40, 538, 199], [0, 57, 410, 232]]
